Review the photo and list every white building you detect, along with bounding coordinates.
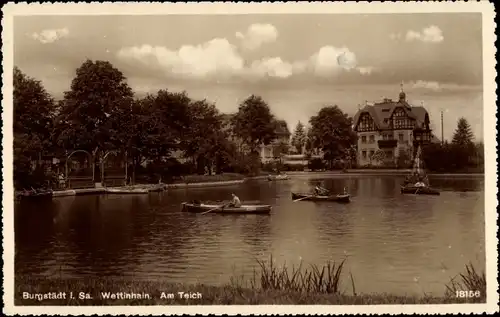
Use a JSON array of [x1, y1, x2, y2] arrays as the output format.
[[352, 86, 438, 167]]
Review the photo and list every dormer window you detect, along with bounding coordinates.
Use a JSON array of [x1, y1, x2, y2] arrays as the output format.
[[357, 113, 376, 132]]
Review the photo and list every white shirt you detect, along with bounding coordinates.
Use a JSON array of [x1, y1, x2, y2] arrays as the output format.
[[232, 196, 241, 206]]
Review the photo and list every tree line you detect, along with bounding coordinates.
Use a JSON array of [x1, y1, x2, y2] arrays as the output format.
[[13, 59, 483, 190]]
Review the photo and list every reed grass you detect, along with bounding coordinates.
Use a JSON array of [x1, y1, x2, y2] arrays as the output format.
[[253, 255, 347, 295], [445, 262, 486, 302]]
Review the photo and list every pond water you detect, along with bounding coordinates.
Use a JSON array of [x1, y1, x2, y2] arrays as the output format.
[[15, 174, 485, 296]]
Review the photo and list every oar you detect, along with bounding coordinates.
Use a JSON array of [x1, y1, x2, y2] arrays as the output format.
[[201, 203, 230, 215], [293, 195, 314, 202]]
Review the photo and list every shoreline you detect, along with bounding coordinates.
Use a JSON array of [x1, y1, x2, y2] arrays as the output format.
[[285, 169, 484, 177], [14, 276, 483, 305], [47, 180, 245, 197], [19, 170, 483, 199]]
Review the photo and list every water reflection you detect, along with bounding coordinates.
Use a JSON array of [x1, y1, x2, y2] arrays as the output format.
[[15, 175, 485, 295]]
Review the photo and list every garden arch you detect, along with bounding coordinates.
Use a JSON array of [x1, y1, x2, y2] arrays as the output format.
[[65, 150, 95, 189]]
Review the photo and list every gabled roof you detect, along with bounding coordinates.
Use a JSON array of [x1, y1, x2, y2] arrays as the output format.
[[353, 98, 430, 131], [274, 119, 290, 136]]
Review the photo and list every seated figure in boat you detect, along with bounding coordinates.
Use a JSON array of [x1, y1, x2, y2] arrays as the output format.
[[229, 193, 242, 207], [314, 186, 330, 196], [403, 175, 413, 186]]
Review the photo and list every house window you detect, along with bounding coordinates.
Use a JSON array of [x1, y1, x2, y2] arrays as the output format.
[[361, 136, 367, 143], [369, 135, 375, 144], [369, 150, 375, 158], [398, 133, 404, 142], [358, 113, 376, 132], [386, 150, 393, 158], [362, 151, 367, 159], [392, 108, 414, 129]]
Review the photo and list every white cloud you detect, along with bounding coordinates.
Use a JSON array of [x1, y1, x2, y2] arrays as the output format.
[[235, 23, 278, 50], [31, 27, 69, 44], [117, 38, 371, 80], [405, 25, 444, 43], [117, 38, 244, 79], [357, 66, 377, 75], [247, 57, 294, 79], [308, 46, 358, 76], [410, 80, 442, 91]]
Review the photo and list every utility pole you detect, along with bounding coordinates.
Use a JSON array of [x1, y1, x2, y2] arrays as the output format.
[[441, 110, 444, 145]]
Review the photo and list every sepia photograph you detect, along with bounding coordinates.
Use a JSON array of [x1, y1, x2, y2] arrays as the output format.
[[2, 2, 498, 315]]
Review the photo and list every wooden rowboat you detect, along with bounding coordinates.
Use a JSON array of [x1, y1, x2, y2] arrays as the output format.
[[267, 174, 289, 181], [181, 202, 272, 214], [106, 187, 149, 194], [400, 185, 440, 196], [16, 189, 53, 201], [291, 192, 351, 203]]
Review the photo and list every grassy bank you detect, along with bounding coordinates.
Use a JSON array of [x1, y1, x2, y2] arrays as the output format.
[[15, 258, 486, 305], [170, 173, 245, 184]]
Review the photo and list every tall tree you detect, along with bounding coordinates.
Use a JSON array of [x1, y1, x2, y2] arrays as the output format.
[[451, 117, 476, 169], [231, 95, 277, 154], [182, 99, 225, 174], [291, 121, 307, 154], [452, 117, 475, 146], [56, 60, 134, 160], [13, 67, 56, 188], [308, 105, 356, 168]]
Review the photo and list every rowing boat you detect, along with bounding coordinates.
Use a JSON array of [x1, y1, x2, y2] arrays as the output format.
[[106, 187, 149, 194], [181, 202, 272, 214], [401, 145, 441, 196], [400, 185, 440, 195], [16, 189, 53, 201], [291, 192, 351, 203], [267, 174, 289, 181]]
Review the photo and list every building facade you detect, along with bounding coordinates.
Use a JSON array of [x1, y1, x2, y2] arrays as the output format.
[[260, 120, 291, 163], [352, 86, 437, 167]]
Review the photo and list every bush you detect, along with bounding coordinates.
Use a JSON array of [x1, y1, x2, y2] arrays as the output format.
[[308, 158, 325, 171], [282, 163, 306, 171]]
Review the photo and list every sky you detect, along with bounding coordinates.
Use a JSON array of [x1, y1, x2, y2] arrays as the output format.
[[14, 13, 484, 141]]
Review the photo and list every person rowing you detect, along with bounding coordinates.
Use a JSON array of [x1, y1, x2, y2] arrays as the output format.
[[314, 186, 330, 196], [228, 193, 242, 207]]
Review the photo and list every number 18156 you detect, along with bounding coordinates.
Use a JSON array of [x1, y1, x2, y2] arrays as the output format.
[[456, 290, 481, 298]]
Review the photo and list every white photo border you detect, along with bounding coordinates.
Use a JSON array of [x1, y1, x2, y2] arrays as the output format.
[[2, 2, 498, 315]]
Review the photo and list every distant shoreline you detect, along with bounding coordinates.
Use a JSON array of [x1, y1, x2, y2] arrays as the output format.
[[18, 170, 483, 199], [284, 170, 484, 177]]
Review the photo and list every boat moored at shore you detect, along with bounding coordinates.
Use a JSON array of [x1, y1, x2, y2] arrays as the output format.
[[267, 174, 289, 181]]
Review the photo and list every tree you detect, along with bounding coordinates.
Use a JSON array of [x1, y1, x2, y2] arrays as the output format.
[[291, 121, 307, 154], [182, 99, 225, 174], [55, 60, 134, 169], [308, 105, 356, 169], [451, 117, 476, 169], [13, 67, 56, 189], [231, 95, 277, 155], [452, 117, 474, 146], [370, 149, 386, 166]]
